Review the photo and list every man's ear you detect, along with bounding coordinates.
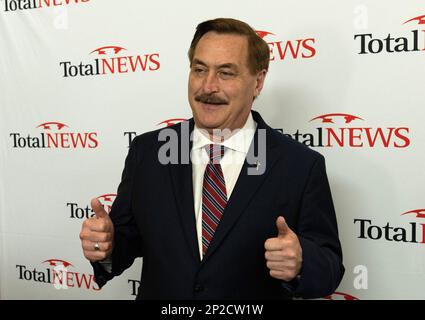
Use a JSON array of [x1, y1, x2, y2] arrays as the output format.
[[254, 69, 267, 98]]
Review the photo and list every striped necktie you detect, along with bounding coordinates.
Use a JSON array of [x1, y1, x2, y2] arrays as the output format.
[[202, 144, 227, 256]]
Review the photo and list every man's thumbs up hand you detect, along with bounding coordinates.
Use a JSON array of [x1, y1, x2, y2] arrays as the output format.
[[79, 198, 114, 262], [264, 216, 302, 282]]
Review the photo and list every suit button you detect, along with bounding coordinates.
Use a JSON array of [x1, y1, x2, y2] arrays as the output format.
[[194, 284, 204, 293]]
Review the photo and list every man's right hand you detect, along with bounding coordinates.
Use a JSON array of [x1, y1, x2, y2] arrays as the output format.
[[80, 198, 114, 262]]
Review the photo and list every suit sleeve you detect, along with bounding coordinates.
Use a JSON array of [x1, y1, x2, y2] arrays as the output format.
[[92, 136, 144, 288], [293, 155, 345, 299]]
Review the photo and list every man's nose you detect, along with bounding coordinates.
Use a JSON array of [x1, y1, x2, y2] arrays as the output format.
[[202, 72, 219, 94]]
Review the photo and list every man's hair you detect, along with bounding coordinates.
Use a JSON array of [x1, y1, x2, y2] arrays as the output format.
[[188, 18, 270, 75]]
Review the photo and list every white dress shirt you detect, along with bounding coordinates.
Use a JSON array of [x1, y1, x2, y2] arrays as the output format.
[[191, 113, 257, 259]]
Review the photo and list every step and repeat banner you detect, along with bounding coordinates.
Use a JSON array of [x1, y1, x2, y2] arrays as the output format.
[[1, 0, 424, 300]]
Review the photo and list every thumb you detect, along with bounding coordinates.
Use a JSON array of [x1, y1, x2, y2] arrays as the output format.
[[276, 216, 290, 237], [91, 198, 108, 219]]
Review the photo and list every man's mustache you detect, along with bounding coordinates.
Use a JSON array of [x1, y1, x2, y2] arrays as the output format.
[[195, 94, 228, 105]]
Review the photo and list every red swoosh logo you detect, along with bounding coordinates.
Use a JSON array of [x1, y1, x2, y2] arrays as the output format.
[[324, 292, 359, 300], [403, 15, 425, 25], [158, 118, 187, 127], [255, 30, 275, 39], [43, 259, 73, 268], [90, 46, 127, 55], [310, 113, 364, 124], [97, 194, 117, 202], [37, 122, 68, 130], [401, 209, 425, 219]]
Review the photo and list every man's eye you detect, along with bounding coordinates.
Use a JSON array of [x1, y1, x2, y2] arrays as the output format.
[[193, 68, 206, 74], [218, 71, 236, 79]]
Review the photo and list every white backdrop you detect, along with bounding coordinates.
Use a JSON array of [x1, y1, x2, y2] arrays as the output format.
[[1, 0, 424, 300]]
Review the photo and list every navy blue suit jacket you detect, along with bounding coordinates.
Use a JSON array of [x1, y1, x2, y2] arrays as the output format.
[[92, 111, 344, 299]]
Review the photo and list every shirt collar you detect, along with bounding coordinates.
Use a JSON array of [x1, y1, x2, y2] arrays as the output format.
[[192, 112, 257, 155]]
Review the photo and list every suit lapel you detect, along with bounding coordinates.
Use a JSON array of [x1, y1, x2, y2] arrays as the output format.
[[202, 111, 281, 263], [168, 119, 201, 263]]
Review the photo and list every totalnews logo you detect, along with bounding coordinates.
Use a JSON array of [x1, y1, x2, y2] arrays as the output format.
[[16, 259, 100, 291], [59, 45, 160, 78], [9, 121, 99, 149], [354, 14, 425, 54], [280, 113, 410, 148], [68, 194, 117, 219], [256, 29, 316, 61], [354, 209, 425, 243], [3, 0, 90, 12]]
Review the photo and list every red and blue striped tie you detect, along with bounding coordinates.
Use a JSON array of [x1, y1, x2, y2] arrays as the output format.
[[202, 144, 227, 256]]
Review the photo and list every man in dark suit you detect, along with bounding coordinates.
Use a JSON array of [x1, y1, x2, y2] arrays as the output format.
[[79, 18, 344, 299]]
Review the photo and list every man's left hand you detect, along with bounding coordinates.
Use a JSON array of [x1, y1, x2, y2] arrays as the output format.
[[264, 216, 302, 281]]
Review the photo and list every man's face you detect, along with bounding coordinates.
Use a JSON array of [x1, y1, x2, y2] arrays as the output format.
[[188, 32, 266, 134]]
